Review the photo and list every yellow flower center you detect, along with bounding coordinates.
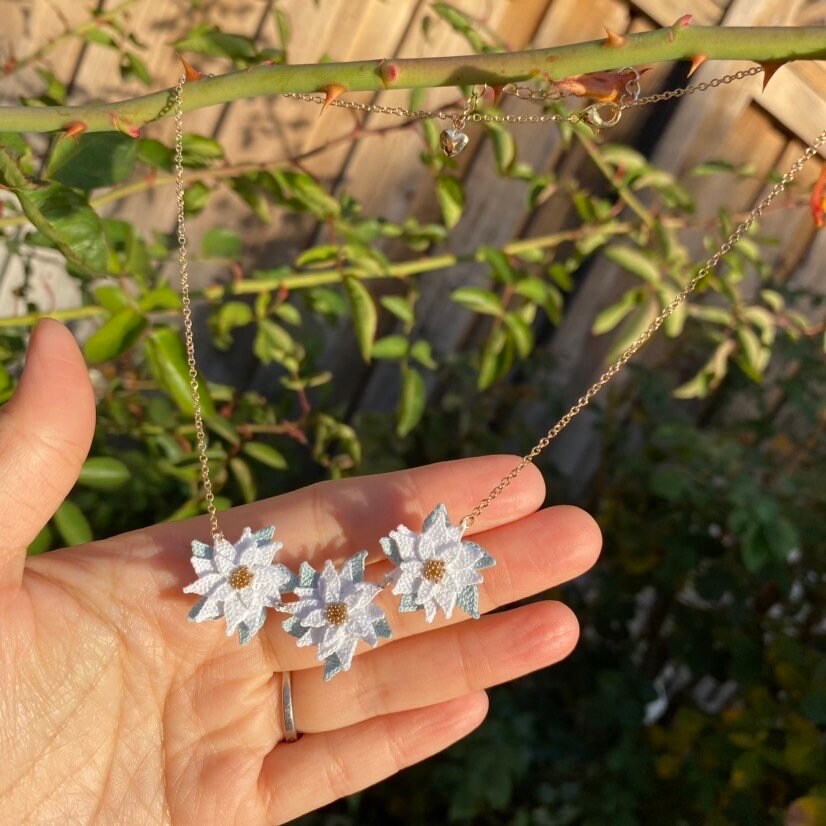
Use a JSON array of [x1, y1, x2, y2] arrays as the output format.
[[229, 566, 254, 590], [325, 602, 349, 626], [422, 559, 447, 583]]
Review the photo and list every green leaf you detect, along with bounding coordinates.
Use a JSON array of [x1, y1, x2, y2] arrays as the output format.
[[503, 313, 533, 358], [84, 26, 118, 47], [604, 245, 661, 284], [410, 339, 437, 370], [477, 246, 515, 284], [265, 170, 339, 218], [486, 123, 516, 174], [138, 286, 181, 312], [181, 134, 225, 168], [144, 327, 215, 417], [600, 143, 648, 175], [452, 287, 503, 317], [592, 290, 641, 335], [175, 25, 258, 63], [274, 303, 301, 326], [206, 415, 240, 446], [380, 295, 414, 325], [53, 500, 92, 546], [253, 318, 304, 370], [344, 276, 377, 361], [478, 328, 512, 389], [242, 441, 288, 470], [137, 138, 173, 171], [93, 284, 130, 314], [183, 180, 211, 214], [77, 457, 130, 490], [201, 227, 243, 260], [27, 524, 53, 556], [435, 176, 464, 229], [372, 335, 409, 360], [229, 176, 270, 223], [295, 244, 340, 267], [397, 365, 426, 437], [84, 308, 146, 363], [16, 182, 107, 276], [273, 8, 291, 51], [120, 51, 152, 86], [604, 298, 659, 363], [229, 457, 257, 504], [46, 132, 138, 190]]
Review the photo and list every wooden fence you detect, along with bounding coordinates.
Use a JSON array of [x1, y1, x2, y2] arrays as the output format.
[[1, 0, 824, 482]]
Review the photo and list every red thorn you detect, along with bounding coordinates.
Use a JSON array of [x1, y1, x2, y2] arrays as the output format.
[[60, 121, 88, 141], [687, 54, 708, 78], [810, 164, 826, 229], [667, 14, 693, 41], [109, 112, 141, 139], [178, 55, 205, 82], [320, 83, 346, 113], [490, 84, 505, 106], [2, 54, 17, 75], [376, 59, 399, 89], [602, 28, 627, 48], [760, 61, 785, 91]]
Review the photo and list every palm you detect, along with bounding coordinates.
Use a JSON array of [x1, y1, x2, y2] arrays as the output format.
[[0, 320, 600, 825]]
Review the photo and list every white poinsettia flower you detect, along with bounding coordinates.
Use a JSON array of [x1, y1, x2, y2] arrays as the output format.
[[184, 526, 296, 645], [380, 503, 495, 623], [279, 552, 391, 681]]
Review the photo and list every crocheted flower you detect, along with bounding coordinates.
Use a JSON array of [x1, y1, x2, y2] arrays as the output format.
[[280, 552, 391, 681], [380, 504, 495, 623], [184, 526, 296, 645]]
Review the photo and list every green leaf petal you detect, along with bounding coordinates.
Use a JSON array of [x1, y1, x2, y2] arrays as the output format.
[[343, 276, 377, 362], [380, 295, 414, 325], [604, 245, 661, 285], [486, 123, 516, 174], [46, 132, 138, 191], [372, 335, 409, 360], [410, 339, 437, 370], [84, 308, 147, 363], [77, 457, 130, 490], [229, 457, 257, 504], [452, 286, 503, 317], [592, 290, 641, 335], [503, 313, 533, 358], [242, 441, 288, 470], [174, 25, 258, 62], [436, 176, 464, 229], [201, 227, 243, 260], [397, 365, 426, 437], [144, 327, 215, 418], [53, 500, 92, 546]]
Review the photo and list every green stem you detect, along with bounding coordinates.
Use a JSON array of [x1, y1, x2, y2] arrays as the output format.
[[1, 26, 824, 133], [0, 224, 630, 328]]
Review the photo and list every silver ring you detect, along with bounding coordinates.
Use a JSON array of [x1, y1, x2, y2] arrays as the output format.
[[281, 671, 299, 742]]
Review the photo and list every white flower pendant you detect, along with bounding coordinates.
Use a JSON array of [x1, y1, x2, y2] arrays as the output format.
[[184, 526, 297, 645], [279, 552, 392, 681], [380, 504, 495, 623]]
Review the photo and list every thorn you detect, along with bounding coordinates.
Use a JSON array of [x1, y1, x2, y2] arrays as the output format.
[[178, 54, 204, 82], [760, 61, 785, 90], [668, 14, 693, 41], [109, 112, 141, 139], [490, 84, 505, 106], [59, 121, 88, 142], [602, 28, 627, 48], [320, 83, 346, 113], [2, 54, 17, 75], [810, 164, 826, 229], [376, 58, 399, 89], [687, 54, 708, 78]]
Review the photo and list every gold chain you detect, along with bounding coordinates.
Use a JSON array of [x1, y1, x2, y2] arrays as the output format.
[[174, 74, 223, 543], [174, 72, 824, 536], [459, 124, 826, 530]]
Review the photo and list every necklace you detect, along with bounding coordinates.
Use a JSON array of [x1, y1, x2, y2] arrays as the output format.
[[176, 70, 826, 680]]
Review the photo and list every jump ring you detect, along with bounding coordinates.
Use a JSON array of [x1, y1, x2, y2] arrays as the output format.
[[281, 671, 300, 743]]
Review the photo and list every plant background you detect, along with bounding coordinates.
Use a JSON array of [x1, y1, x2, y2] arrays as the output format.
[[1, 0, 825, 823]]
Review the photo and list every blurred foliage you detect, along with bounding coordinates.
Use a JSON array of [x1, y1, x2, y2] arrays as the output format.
[[1, 1, 824, 823]]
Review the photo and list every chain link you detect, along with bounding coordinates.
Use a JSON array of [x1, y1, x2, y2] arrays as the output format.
[[175, 74, 223, 543], [459, 124, 826, 530]]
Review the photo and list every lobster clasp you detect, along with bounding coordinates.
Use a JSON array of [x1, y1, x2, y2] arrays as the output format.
[[582, 101, 622, 131]]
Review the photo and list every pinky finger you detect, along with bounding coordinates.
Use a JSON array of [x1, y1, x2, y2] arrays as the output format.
[[260, 691, 489, 823]]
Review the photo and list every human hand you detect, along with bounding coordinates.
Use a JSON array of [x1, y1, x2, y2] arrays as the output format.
[[0, 319, 601, 825]]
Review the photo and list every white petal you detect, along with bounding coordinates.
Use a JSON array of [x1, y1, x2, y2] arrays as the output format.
[[213, 544, 236, 576], [424, 600, 438, 623], [392, 527, 419, 560], [251, 565, 290, 594], [191, 556, 217, 575], [351, 613, 377, 645], [318, 625, 345, 659], [298, 608, 328, 627], [449, 567, 484, 588], [223, 593, 248, 634], [183, 572, 225, 595], [416, 579, 437, 603], [244, 607, 267, 638], [392, 570, 421, 595], [200, 582, 231, 617], [297, 629, 316, 648], [344, 582, 380, 610], [434, 583, 457, 618], [337, 636, 359, 671], [319, 561, 341, 602]]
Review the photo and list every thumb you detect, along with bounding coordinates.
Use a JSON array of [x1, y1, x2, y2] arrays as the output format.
[[0, 318, 96, 593]]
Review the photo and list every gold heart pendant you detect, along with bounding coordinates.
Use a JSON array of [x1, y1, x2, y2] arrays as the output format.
[[440, 127, 469, 157]]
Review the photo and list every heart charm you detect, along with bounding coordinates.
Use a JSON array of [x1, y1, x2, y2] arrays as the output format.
[[440, 127, 469, 157]]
